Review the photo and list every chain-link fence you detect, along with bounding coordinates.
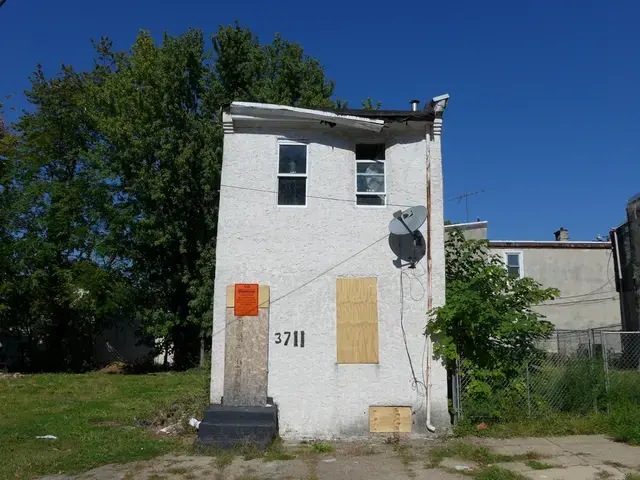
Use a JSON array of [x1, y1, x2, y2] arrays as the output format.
[[452, 328, 640, 423]]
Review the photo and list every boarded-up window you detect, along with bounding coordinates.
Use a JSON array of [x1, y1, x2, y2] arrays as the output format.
[[336, 277, 379, 363], [369, 406, 412, 432]]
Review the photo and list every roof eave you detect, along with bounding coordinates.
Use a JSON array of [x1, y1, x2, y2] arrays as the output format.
[[488, 241, 612, 249], [230, 102, 385, 132]]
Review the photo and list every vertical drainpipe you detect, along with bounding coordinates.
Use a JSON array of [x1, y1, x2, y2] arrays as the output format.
[[426, 125, 435, 433], [425, 95, 448, 433]]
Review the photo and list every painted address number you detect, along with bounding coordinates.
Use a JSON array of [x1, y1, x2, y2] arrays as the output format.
[[274, 331, 305, 347]]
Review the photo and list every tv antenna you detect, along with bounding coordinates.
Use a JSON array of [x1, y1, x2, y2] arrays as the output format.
[[389, 206, 427, 268], [449, 190, 484, 222]]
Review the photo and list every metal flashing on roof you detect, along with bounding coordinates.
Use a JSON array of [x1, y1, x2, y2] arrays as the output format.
[[445, 221, 488, 230], [322, 109, 436, 122], [229, 102, 385, 132], [489, 241, 611, 249]]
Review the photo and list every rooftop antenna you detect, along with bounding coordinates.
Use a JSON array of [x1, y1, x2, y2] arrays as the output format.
[[389, 206, 427, 268], [448, 190, 484, 222]]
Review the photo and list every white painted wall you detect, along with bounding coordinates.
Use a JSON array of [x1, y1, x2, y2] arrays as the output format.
[[211, 119, 448, 439]]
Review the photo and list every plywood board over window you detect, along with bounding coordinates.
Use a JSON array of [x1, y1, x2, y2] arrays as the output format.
[[336, 277, 379, 364], [369, 406, 412, 433]]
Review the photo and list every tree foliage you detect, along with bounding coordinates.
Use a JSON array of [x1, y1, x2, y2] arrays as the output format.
[[361, 96, 382, 110], [1, 65, 131, 370], [1, 24, 343, 370], [427, 229, 558, 374]]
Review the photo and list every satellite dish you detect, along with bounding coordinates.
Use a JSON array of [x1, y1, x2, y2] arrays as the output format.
[[389, 206, 427, 235], [390, 231, 426, 268]]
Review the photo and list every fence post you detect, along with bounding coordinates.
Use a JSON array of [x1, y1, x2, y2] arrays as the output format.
[[454, 357, 462, 423], [602, 331, 610, 414], [588, 329, 597, 412], [457, 370, 463, 422], [525, 362, 532, 417], [452, 371, 459, 424]]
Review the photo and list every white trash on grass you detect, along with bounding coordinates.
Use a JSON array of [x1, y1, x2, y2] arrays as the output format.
[[455, 465, 473, 472]]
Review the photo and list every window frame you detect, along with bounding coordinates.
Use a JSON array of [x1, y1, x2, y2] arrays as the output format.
[[355, 143, 387, 208], [277, 140, 308, 207], [504, 251, 524, 279]]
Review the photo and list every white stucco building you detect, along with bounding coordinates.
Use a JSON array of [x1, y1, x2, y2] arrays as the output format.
[[208, 97, 450, 440]]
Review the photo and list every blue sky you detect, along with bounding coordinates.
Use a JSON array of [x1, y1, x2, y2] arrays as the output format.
[[1, 0, 638, 241]]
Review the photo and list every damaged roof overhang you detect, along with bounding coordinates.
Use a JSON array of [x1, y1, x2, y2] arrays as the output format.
[[229, 102, 386, 132]]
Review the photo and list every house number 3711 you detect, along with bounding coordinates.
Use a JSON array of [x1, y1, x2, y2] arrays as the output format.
[[274, 331, 305, 347]]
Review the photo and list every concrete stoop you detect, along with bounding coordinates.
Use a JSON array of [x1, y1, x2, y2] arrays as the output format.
[[198, 404, 278, 448]]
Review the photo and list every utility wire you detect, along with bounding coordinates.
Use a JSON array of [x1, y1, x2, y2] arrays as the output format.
[[219, 183, 415, 209], [549, 289, 616, 301], [400, 269, 427, 396], [209, 233, 390, 340], [546, 277, 615, 301], [539, 296, 617, 307], [539, 250, 616, 302]]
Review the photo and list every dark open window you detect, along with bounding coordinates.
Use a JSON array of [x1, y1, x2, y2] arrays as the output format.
[[278, 143, 307, 206]]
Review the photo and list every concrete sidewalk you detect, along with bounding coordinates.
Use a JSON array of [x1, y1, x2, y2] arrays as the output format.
[[470, 435, 640, 479], [43, 435, 640, 480]]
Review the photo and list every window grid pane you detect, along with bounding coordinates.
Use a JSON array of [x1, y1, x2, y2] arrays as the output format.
[[357, 195, 385, 206], [279, 144, 307, 174], [356, 162, 385, 174], [507, 265, 520, 279], [507, 254, 520, 267], [357, 175, 385, 193], [278, 177, 306, 205]]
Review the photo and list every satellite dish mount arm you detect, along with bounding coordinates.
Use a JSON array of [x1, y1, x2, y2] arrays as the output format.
[[393, 210, 417, 237]]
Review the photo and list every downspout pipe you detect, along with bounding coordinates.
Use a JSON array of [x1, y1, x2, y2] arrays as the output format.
[[425, 336, 436, 432], [425, 94, 448, 434], [425, 121, 436, 433]]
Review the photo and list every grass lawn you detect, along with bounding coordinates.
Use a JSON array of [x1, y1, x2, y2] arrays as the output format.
[[0, 367, 210, 479], [453, 407, 640, 445]]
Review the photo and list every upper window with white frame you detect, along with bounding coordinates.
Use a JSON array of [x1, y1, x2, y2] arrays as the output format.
[[505, 252, 523, 279], [355, 144, 386, 206], [278, 142, 307, 206]]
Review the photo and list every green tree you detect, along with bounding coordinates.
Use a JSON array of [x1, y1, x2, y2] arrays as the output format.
[[361, 96, 382, 110], [2, 23, 355, 370], [2, 66, 130, 370], [210, 22, 336, 109], [427, 229, 558, 373], [88, 30, 219, 368], [0, 103, 16, 320], [89, 25, 338, 368]]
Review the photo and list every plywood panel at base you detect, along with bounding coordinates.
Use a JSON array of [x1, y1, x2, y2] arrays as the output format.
[[369, 406, 412, 433], [336, 277, 379, 364], [223, 308, 269, 406]]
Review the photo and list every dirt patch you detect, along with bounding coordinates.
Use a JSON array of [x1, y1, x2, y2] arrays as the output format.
[[99, 362, 129, 374]]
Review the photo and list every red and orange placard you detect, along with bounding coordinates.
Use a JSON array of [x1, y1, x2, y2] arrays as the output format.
[[234, 284, 259, 316]]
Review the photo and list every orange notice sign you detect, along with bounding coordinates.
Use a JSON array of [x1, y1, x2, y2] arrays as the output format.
[[234, 284, 259, 317]]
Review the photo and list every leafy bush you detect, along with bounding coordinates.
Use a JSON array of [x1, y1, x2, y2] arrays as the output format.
[[430, 230, 558, 420]]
